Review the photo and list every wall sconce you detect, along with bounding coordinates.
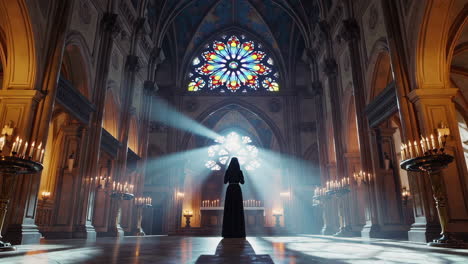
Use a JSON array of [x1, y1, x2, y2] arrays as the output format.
[[402, 187, 410, 206], [67, 152, 75, 172], [279, 191, 290, 198], [41, 191, 51, 202]]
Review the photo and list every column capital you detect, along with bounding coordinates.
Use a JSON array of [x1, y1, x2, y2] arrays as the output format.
[[143, 80, 158, 95], [311, 81, 323, 96], [101, 13, 121, 37], [340, 18, 360, 42], [407, 88, 458, 103], [125, 55, 141, 73], [323, 58, 338, 76]]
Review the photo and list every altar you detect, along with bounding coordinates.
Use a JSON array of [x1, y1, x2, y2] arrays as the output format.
[[200, 207, 265, 228]]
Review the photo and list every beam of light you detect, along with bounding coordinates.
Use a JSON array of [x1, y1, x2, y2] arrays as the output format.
[[152, 97, 220, 140], [145, 147, 212, 180], [242, 148, 323, 234]]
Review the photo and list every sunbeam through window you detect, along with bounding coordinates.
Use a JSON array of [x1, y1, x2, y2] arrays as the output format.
[[205, 132, 260, 171]]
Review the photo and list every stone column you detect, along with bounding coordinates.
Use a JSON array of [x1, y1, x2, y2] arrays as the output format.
[[380, 0, 441, 242], [339, 19, 380, 237], [75, 13, 122, 240]]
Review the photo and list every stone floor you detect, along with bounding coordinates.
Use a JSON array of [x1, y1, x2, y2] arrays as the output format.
[[0, 235, 467, 263]]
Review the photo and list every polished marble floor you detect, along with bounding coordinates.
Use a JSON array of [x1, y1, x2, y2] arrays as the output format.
[[0, 235, 467, 264]]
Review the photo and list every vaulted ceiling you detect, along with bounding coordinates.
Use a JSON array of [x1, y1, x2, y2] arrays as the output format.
[[147, 0, 321, 91]]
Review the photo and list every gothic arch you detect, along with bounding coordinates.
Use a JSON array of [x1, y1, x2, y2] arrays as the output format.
[[128, 115, 139, 154], [414, 0, 467, 88], [61, 40, 93, 100], [103, 88, 120, 138], [344, 96, 360, 153], [0, 0, 37, 89], [369, 52, 393, 103], [180, 99, 286, 153]]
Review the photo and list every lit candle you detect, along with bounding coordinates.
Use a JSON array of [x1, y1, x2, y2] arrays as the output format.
[[39, 149, 45, 163], [420, 139, 425, 154], [22, 142, 28, 157], [425, 137, 432, 150], [36, 143, 42, 161], [414, 140, 420, 156], [431, 134, 436, 150], [438, 132, 443, 149], [29, 141, 35, 158], [12, 136, 19, 153], [17, 139, 23, 153], [11, 141, 17, 155]]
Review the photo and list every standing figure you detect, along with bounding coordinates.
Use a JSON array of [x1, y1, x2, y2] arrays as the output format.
[[222, 157, 246, 238]]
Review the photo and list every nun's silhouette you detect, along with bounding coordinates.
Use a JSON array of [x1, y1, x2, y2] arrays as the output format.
[[222, 157, 246, 238]]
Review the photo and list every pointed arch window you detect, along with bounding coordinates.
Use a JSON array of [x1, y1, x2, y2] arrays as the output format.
[[188, 35, 279, 93]]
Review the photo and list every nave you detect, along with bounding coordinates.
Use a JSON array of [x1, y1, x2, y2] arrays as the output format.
[[1, 235, 467, 264]]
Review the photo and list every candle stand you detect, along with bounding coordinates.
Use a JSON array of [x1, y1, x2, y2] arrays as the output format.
[[183, 211, 193, 228], [313, 192, 333, 235], [135, 197, 152, 236], [327, 187, 353, 237], [273, 214, 281, 227], [401, 154, 465, 248], [0, 156, 43, 251]]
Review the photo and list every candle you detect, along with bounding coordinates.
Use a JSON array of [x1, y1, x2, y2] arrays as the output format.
[[408, 142, 414, 158], [431, 134, 437, 150], [36, 145, 42, 161], [420, 139, 425, 154], [29, 141, 35, 158], [438, 132, 443, 149], [431, 134, 437, 149], [39, 149, 45, 163], [11, 141, 17, 155], [22, 142, 28, 157], [424, 137, 431, 150], [17, 139, 23, 153], [414, 140, 420, 156], [13, 137, 19, 152]]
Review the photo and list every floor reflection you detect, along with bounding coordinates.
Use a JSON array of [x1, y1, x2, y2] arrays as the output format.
[[195, 238, 274, 264], [0, 236, 467, 264]]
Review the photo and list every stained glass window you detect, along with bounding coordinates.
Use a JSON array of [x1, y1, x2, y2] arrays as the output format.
[[188, 35, 279, 93], [205, 132, 261, 171]]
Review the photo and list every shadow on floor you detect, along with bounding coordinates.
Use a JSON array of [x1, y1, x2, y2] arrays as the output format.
[[195, 238, 274, 264]]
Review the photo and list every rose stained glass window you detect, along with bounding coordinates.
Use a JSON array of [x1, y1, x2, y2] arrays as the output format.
[[205, 132, 261, 171], [188, 35, 279, 93]]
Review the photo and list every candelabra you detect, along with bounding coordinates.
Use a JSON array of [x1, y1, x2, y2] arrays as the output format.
[[0, 128, 44, 251], [135, 196, 152, 236], [314, 178, 353, 237], [183, 210, 193, 228], [400, 131, 465, 248], [109, 181, 135, 200], [352, 171, 373, 186]]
